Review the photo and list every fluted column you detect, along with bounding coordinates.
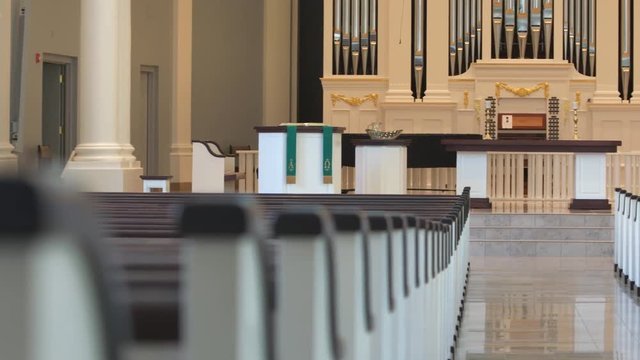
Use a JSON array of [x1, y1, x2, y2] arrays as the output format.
[[0, 0, 17, 173], [170, 0, 193, 190], [592, 0, 620, 103], [62, 0, 142, 191], [481, 0, 492, 60], [423, 0, 451, 100], [631, 0, 640, 103], [384, 0, 413, 101]]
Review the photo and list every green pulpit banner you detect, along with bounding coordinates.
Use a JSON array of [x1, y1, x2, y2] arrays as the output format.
[[323, 127, 333, 184], [284, 124, 334, 185], [286, 126, 297, 184]]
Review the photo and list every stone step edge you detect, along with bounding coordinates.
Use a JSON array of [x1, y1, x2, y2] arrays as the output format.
[[469, 226, 613, 230], [470, 239, 613, 243]]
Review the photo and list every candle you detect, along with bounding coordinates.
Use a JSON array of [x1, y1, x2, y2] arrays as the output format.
[[572, 101, 578, 110]]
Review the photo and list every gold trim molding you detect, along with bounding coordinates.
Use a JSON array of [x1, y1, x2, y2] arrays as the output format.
[[331, 93, 379, 107], [495, 82, 550, 99]]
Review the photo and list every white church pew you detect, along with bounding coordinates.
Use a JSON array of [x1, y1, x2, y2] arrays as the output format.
[[330, 212, 373, 360], [615, 188, 625, 275], [0, 179, 129, 360], [192, 140, 235, 193], [273, 209, 343, 360], [180, 200, 268, 360]]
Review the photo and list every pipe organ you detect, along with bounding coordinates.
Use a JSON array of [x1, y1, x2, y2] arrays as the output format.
[[333, 0, 378, 75], [447, 0, 483, 76], [323, 0, 639, 146]]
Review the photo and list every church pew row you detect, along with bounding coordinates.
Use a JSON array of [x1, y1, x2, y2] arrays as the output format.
[[614, 189, 640, 297], [85, 190, 466, 358]]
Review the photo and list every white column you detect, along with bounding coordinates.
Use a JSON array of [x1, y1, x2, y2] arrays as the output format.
[[170, 0, 194, 190], [631, 0, 640, 103], [424, 0, 451, 101], [481, 0, 492, 60], [0, 0, 17, 173], [384, 0, 413, 101], [553, 0, 564, 60], [62, 0, 142, 192], [592, 0, 621, 103]]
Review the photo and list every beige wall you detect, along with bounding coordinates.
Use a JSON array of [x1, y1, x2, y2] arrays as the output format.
[[131, 0, 173, 176], [17, 0, 80, 169], [16, 0, 174, 175], [192, 0, 264, 151]]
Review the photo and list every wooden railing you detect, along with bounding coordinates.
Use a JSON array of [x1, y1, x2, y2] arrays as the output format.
[[342, 167, 456, 194], [237, 150, 640, 202], [236, 150, 259, 193], [607, 153, 640, 202], [488, 152, 575, 201]]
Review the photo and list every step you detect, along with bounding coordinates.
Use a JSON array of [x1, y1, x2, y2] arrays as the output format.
[[470, 240, 613, 257], [469, 213, 614, 228], [470, 226, 613, 241]]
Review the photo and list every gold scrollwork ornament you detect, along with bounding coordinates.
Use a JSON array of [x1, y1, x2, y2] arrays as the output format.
[[331, 93, 379, 107], [495, 82, 550, 99]]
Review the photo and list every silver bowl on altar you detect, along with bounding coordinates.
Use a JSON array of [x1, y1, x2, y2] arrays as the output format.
[[366, 128, 403, 140]]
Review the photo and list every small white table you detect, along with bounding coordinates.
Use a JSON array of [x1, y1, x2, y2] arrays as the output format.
[[353, 139, 411, 195], [140, 175, 173, 193]]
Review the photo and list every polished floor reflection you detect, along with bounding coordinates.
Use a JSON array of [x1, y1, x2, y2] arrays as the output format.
[[455, 257, 640, 360]]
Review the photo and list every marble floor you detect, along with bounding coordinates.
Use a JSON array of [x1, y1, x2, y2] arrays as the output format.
[[455, 257, 640, 360]]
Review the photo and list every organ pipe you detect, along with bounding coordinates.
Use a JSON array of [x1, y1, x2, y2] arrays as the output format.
[[362, 0, 369, 74], [471, 0, 477, 63], [505, 0, 516, 58], [334, 0, 341, 74], [574, 0, 581, 70], [351, 0, 360, 74], [457, 0, 464, 73], [531, 0, 541, 58], [581, 0, 588, 74], [476, 0, 482, 60], [568, 0, 574, 63], [493, 0, 504, 58], [414, 0, 424, 99], [450, 0, 457, 73], [341, 0, 350, 74], [464, 0, 470, 69], [588, 0, 595, 75], [621, 0, 631, 100], [517, 0, 528, 59], [370, 0, 377, 74], [543, 0, 553, 59], [563, 0, 568, 60]]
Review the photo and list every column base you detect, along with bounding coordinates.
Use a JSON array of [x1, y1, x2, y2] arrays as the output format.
[[423, 89, 452, 102], [470, 198, 492, 209], [61, 145, 143, 192], [591, 91, 621, 104], [385, 88, 415, 102], [569, 199, 611, 211], [170, 143, 193, 190], [630, 92, 640, 104]]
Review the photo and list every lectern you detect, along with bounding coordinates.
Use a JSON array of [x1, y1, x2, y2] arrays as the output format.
[[255, 125, 344, 193]]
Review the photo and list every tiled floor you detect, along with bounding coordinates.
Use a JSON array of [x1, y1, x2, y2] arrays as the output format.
[[455, 257, 640, 360]]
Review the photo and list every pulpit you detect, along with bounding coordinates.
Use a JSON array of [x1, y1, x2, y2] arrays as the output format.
[[442, 139, 622, 210], [255, 126, 344, 194], [352, 139, 411, 194]]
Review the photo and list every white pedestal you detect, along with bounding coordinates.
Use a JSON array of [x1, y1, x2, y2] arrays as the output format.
[[456, 152, 488, 199], [257, 127, 343, 194], [574, 153, 607, 200], [141, 176, 172, 193], [354, 140, 409, 195]]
